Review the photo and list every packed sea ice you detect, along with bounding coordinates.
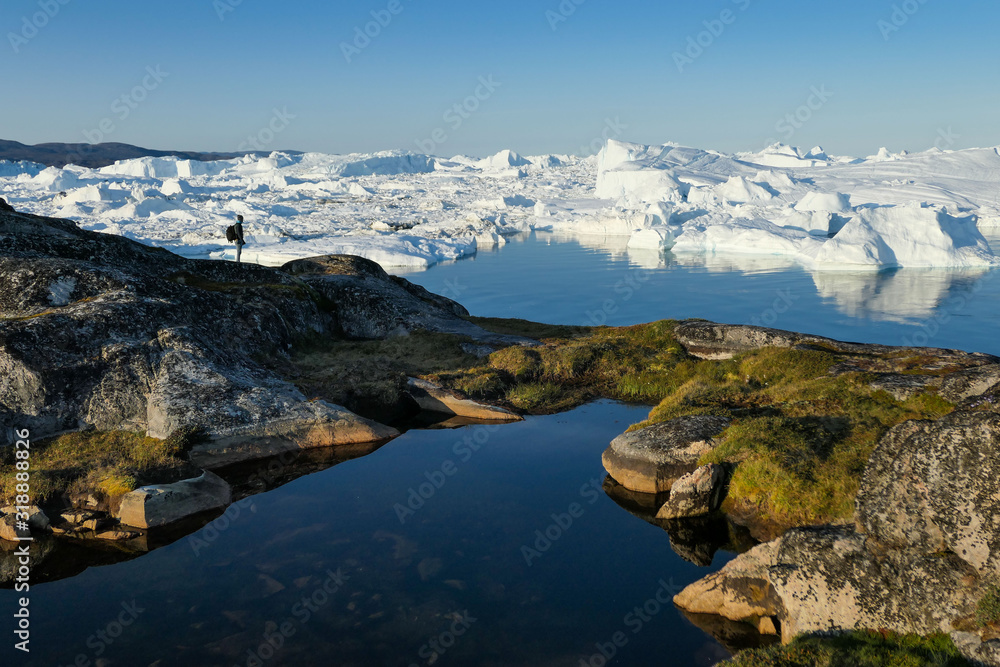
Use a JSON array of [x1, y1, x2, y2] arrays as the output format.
[[1, 139, 998, 271]]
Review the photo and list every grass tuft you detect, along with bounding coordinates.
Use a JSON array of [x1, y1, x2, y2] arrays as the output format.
[[978, 586, 1000, 628], [0, 430, 191, 506]]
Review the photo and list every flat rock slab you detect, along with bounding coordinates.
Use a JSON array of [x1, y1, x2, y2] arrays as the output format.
[[602, 415, 730, 494], [674, 320, 1000, 364], [189, 414, 399, 469], [407, 378, 521, 422], [116, 470, 232, 529]]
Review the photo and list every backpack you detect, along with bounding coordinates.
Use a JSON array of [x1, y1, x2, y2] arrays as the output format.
[[225, 225, 237, 243]]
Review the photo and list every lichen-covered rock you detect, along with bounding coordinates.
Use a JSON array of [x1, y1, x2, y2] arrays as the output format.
[[281, 255, 529, 344], [602, 415, 730, 493], [675, 524, 984, 644], [0, 208, 517, 449], [856, 410, 1000, 575], [676, 406, 1000, 656], [656, 463, 729, 520]]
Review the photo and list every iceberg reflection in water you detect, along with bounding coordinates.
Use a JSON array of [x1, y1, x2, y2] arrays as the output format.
[[810, 267, 992, 324]]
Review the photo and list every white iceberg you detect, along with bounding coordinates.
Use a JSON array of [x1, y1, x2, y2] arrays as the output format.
[[812, 203, 997, 269]]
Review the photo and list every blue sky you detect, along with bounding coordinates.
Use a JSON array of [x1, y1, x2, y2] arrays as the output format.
[[2, 0, 998, 157]]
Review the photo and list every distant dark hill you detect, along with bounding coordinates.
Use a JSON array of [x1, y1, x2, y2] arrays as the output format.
[[0, 139, 301, 169]]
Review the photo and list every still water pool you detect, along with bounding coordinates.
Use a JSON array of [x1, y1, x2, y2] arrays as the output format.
[[4, 402, 745, 667]]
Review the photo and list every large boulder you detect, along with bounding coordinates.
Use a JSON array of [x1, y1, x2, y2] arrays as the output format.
[[856, 410, 1000, 575], [602, 416, 730, 493]]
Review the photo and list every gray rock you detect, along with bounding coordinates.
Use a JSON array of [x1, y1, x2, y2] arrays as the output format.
[[1, 505, 49, 531], [0, 208, 522, 450], [856, 410, 1000, 575], [675, 524, 982, 643], [116, 470, 232, 529], [951, 631, 1000, 666], [656, 464, 729, 520], [602, 415, 730, 493], [866, 372, 937, 401], [0, 515, 30, 541], [280, 255, 531, 346], [674, 320, 1000, 365], [938, 364, 1000, 403], [674, 321, 804, 360]]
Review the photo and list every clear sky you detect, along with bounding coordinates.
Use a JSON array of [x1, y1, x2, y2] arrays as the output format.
[[2, 0, 998, 158]]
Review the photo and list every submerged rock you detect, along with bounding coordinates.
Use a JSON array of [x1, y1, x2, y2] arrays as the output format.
[[602, 415, 730, 493]]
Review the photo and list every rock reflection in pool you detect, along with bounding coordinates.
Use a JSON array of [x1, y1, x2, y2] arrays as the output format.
[[2, 400, 776, 666], [602, 476, 757, 567]]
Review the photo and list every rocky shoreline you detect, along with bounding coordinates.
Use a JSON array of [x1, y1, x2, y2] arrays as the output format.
[[599, 321, 1000, 665], [5, 202, 1000, 664], [0, 203, 524, 558]]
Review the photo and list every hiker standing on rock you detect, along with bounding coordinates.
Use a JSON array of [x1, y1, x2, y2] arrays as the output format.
[[227, 215, 247, 263]]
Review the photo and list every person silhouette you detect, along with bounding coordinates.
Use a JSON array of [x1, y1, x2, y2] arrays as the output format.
[[234, 214, 246, 263]]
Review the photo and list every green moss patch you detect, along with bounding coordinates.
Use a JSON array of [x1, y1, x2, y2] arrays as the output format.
[[724, 631, 971, 666], [431, 320, 686, 413]]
